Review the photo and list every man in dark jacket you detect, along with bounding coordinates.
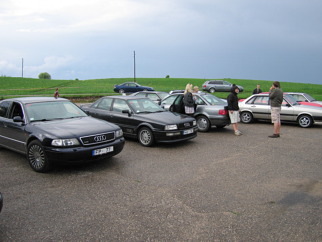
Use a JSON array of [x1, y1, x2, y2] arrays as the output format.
[[269, 81, 283, 138], [227, 85, 242, 136], [252, 84, 262, 94]]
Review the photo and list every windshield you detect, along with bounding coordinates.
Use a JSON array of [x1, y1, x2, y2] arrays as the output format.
[[201, 94, 226, 105], [128, 98, 164, 113], [25, 101, 87, 122], [303, 93, 316, 102]]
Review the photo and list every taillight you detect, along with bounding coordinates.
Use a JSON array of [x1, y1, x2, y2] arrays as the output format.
[[219, 109, 228, 115], [203, 85, 206, 87]]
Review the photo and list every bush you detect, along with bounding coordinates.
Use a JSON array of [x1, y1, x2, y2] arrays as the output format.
[[38, 72, 51, 80], [165, 75, 170, 78]]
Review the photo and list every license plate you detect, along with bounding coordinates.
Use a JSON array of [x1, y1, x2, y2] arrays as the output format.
[[92, 146, 114, 156], [183, 128, 194, 135]]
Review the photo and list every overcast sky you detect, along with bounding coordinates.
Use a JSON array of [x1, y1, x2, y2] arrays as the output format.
[[1, 0, 322, 84]]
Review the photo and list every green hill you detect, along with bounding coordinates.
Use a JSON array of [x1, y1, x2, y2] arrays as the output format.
[[1, 76, 321, 101]]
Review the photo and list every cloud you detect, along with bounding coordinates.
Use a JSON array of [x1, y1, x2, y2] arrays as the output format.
[[1, 0, 322, 83]]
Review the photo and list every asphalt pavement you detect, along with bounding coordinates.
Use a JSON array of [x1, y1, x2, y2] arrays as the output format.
[[0, 122, 321, 241]]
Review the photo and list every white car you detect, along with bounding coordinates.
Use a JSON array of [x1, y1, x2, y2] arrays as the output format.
[[239, 93, 322, 128]]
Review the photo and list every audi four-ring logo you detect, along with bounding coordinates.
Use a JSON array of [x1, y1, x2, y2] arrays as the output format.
[[94, 135, 107, 142]]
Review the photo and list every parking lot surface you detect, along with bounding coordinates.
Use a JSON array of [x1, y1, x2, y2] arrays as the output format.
[[0, 122, 322, 241]]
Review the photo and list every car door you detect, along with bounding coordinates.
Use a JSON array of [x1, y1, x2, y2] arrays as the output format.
[[280, 98, 295, 121], [1, 101, 27, 153], [0, 101, 11, 146], [88, 98, 113, 121], [248, 96, 270, 120], [170, 95, 184, 114], [110, 99, 138, 135]]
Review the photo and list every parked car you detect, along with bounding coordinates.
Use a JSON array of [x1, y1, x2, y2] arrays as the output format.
[[129, 91, 169, 104], [113, 82, 154, 94], [202, 80, 244, 93], [0, 97, 125, 172], [160, 93, 230, 132], [286, 92, 322, 107], [81, 96, 198, 146], [0, 192, 3, 213], [239, 93, 322, 128]]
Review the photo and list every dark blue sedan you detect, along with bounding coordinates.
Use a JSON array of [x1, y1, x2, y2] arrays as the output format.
[[113, 82, 154, 94]]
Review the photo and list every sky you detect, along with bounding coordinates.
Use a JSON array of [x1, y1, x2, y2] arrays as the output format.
[[1, 0, 322, 84]]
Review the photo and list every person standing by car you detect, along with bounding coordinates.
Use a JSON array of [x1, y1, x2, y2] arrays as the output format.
[[269, 81, 283, 138], [183, 83, 195, 115], [252, 84, 262, 94], [227, 85, 242, 136]]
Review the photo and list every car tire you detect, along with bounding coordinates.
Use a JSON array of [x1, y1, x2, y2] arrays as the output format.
[[240, 111, 253, 124], [298, 114, 313, 128], [196, 115, 210, 132], [27, 140, 51, 172], [119, 89, 125, 94], [209, 88, 215, 93], [138, 127, 154, 147]]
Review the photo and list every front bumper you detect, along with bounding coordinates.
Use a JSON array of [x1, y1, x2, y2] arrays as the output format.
[[44, 137, 125, 163], [153, 126, 198, 143]]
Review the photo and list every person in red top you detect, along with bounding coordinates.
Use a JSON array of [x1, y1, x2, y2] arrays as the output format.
[[54, 88, 59, 99]]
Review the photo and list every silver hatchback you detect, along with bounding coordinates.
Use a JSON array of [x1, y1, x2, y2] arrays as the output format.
[[160, 93, 230, 132], [239, 93, 322, 128]]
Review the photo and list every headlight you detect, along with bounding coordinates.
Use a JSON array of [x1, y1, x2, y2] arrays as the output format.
[[115, 129, 123, 138], [165, 124, 178, 130], [193, 120, 197, 126], [52, 138, 80, 147]]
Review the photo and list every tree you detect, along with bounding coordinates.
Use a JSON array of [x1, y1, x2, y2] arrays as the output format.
[[38, 72, 51, 80]]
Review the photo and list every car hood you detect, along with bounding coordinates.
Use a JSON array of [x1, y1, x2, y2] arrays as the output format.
[[29, 116, 120, 138], [135, 111, 195, 124]]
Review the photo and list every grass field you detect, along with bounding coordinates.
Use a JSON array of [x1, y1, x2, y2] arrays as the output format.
[[1, 76, 322, 101]]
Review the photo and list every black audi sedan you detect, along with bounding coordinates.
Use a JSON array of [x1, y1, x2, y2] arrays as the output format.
[[81, 96, 198, 146], [0, 97, 125, 172]]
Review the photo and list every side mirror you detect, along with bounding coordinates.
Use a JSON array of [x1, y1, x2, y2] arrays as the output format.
[[13, 116, 24, 123], [122, 110, 132, 117]]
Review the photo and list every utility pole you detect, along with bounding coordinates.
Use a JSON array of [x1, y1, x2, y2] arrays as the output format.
[[22, 58, 24, 78], [133, 51, 136, 82]]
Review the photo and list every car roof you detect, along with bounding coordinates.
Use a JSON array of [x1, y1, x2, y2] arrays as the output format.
[[1, 97, 69, 104], [103, 95, 148, 100], [132, 91, 167, 94]]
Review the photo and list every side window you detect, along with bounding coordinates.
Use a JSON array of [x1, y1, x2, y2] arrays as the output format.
[[161, 95, 177, 106], [112, 99, 130, 112], [147, 93, 159, 101], [246, 97, 256, 104], [253, 96, 269, 105], [282, 98, 289, 106], [209, 81, 215, 85], [0, 101, 10, 117], [194, 96, 206, 105], [296, 95, 306, 102], [9, 102, 24, 119], [97, 98, 112, 110]]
